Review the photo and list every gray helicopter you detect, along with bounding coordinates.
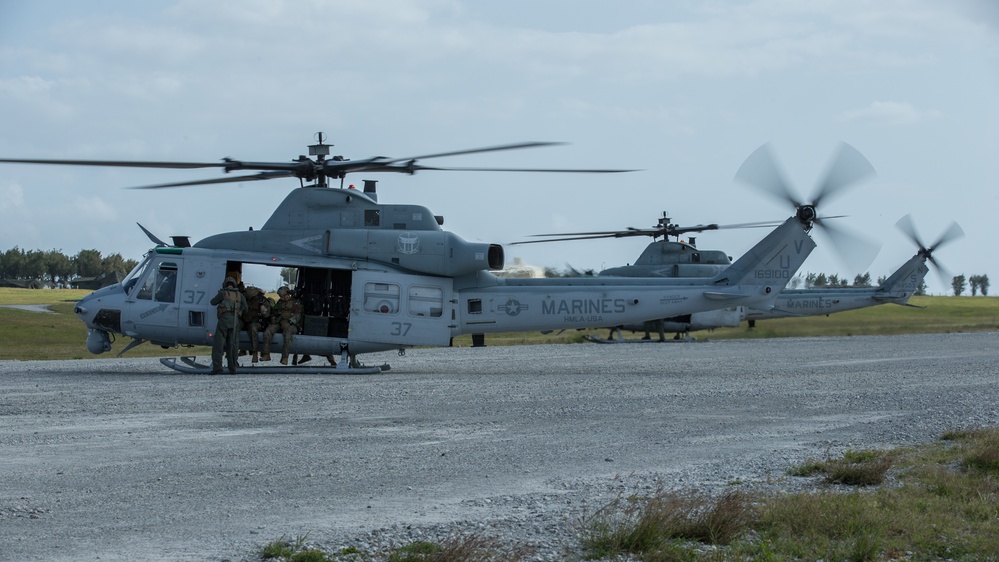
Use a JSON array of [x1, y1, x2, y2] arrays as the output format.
[[1, 135, 817, 373], [515, 142, 946, 342]]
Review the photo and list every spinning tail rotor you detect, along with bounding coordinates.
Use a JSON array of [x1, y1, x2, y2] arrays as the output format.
[[895, 214, 965, 286], [734, 142, 880, 272]]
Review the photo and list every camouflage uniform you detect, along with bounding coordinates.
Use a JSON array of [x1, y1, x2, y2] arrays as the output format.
[[241, 287, 274, 363], [262, 286, 303, 365], [209, 278, 248, 374]]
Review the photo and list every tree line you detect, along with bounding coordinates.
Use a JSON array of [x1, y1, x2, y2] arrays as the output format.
[[541, 265, 992, 297], [952, 274, 991, 296], [1, 247, 139, 286]]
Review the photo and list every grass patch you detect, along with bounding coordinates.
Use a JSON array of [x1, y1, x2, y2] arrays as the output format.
[[260, 534, 533, 562], [788, 448, 898, 486], [386, 535, 533, 561], [578, 488, 753, 559], [577, 427, 999, 561], [261, 535, 333, 561], [0, 287, 91, 305]]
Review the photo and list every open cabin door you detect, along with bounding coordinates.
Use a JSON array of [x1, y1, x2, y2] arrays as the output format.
[[350, 270, 453, 347]]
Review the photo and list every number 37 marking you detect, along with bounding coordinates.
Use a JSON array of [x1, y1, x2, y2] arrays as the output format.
[[390, 322, 412, 336]]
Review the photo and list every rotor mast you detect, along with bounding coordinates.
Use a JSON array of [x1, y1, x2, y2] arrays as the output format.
[[308, 132, 332, 188]]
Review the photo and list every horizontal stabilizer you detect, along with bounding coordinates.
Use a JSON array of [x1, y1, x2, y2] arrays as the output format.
[[703, 291, 752, 301]]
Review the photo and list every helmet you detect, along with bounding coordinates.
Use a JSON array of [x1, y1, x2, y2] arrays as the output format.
[[277, 286, 290, 296], [224, 277, 237, 288]]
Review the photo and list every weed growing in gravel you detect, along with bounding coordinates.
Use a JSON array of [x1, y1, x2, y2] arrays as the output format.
[[787, 448, 898, 486], [261, 534, 333, 561], [261, 534, 533, 562], [578, 427, 999, 561], [577, 487, 752, 559]]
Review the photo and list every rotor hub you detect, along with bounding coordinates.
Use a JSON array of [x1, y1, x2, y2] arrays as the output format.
[[796, 205, 818, 226]]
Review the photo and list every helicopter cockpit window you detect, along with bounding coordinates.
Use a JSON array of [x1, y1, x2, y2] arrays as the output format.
[[122, 254, 153, 295], [136, 263, 178, 302], [136, 272, 156, 300], [154, 265, 178, 303], [363, 282, 400, 314], [408, 285, 443, 318]]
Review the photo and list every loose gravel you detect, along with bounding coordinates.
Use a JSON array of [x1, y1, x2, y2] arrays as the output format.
[[2, 332, 998, 561]]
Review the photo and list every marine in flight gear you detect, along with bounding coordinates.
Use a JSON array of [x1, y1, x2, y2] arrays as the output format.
[[261, 286, 304, 365], [241, 287, 274, 363], [209, 277, 248, 375]]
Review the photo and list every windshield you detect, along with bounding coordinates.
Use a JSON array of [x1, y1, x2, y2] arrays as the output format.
[[122, 252, 153, 295]]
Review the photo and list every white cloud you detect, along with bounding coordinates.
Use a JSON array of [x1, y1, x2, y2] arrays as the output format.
[[0, 182, 25, 207], [838, 101, 942, 125]]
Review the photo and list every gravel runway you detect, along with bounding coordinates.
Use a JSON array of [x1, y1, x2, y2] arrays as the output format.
[[2, 332, 998, 561]]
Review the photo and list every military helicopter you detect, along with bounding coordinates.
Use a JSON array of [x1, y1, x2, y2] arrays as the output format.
[[743, 214, 964, 326], [0, 135, 817, 373], [514, 142, 922, 342], [512, 211, 770, 339]]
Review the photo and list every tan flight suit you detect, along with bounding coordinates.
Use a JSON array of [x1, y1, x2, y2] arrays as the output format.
[[262, 290, 303, 364]]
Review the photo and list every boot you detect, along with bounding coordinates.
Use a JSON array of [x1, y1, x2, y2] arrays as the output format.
[[260, 353, 271, 361], [280, 355, 289, 365], [325, 355, 337, 366], [298, 354, 312, 364], [252, 352, 259, 363]]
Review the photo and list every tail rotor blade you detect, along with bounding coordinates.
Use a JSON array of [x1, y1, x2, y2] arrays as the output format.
[[811, 142, 877, 208], [895, 214, 926, 250], [815, 217, 881, 273], [734, 143, 802, 208], [929, 221, 965, 253]]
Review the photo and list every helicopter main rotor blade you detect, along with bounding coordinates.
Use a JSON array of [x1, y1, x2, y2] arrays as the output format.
[[381, 142, 566, 164], [386, 165, 638, 174], [0, 157, 228, 169], [510, 234, 630, 244], [2, 138, 635, 187], [512, 219, 782, 245], [811, 142, 876, 208], [128, 171, 295, 189]]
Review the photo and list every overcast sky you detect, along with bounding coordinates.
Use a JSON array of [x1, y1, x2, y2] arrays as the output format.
[[1, 0, 996, 294]]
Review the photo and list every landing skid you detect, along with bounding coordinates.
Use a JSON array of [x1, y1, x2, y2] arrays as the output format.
[[160, 354, 389, 375]]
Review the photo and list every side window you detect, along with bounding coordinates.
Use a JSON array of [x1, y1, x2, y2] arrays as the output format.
[[408, 285, 443, 318], [136, 272, 156, 300], [154, 267, 178, 303], [137, 263, 178, 302], [362, 282, 400, 314]]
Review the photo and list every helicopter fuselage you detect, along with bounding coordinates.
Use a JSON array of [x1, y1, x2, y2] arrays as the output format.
[[72, 187, 816, 360]]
